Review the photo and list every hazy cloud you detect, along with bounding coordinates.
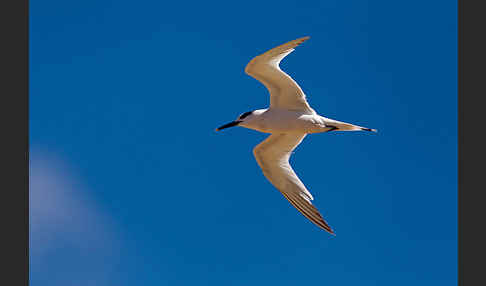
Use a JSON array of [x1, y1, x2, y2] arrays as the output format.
[[30, 150, 122, 286]]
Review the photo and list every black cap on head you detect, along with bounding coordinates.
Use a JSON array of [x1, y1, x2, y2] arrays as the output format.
[[238, 111, 253, 120]]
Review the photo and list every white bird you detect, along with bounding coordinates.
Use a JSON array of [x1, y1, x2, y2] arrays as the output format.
[[216, 36, 376, 234]]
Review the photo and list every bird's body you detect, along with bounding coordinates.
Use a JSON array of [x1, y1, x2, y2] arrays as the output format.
[[216, 36, 376, 234], [239, 108, 371, 134]]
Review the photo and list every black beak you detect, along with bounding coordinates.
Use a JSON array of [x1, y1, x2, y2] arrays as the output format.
[[215, 120, 241, 131]]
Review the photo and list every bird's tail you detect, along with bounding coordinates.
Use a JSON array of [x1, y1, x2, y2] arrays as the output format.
[[326, 119, 377, 132]]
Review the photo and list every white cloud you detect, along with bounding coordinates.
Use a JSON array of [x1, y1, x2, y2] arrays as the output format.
[[30, 149, 122, 285]]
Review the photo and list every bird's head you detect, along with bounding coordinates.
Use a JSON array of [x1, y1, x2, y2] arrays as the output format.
[[215, 110, 259, 131]]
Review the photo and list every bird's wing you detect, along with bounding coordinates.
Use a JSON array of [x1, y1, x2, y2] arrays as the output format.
[[253, 133, 334, 234], [244, 37, 314, 113]]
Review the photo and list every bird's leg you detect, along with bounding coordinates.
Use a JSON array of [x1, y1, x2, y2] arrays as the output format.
[[325, 125, 338, 132]]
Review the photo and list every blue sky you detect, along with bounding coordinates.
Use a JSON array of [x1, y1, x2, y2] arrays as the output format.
[[30, 0, 457, 285]]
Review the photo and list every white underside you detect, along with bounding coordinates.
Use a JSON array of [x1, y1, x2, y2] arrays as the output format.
[[240, 108, 366, 134]]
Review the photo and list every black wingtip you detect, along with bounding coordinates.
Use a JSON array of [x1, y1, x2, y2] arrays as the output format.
[[324, 226, 336, 236]]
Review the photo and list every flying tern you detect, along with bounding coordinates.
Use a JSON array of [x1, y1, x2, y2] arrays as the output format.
[[216, 36, 377, 234]]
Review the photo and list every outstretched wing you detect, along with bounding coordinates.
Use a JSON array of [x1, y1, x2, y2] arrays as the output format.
[[253, 133, 334, 234], [244, 37, 314, 114]]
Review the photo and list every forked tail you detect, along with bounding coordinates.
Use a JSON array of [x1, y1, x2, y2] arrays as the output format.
[[326, 119, 377, 132]]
